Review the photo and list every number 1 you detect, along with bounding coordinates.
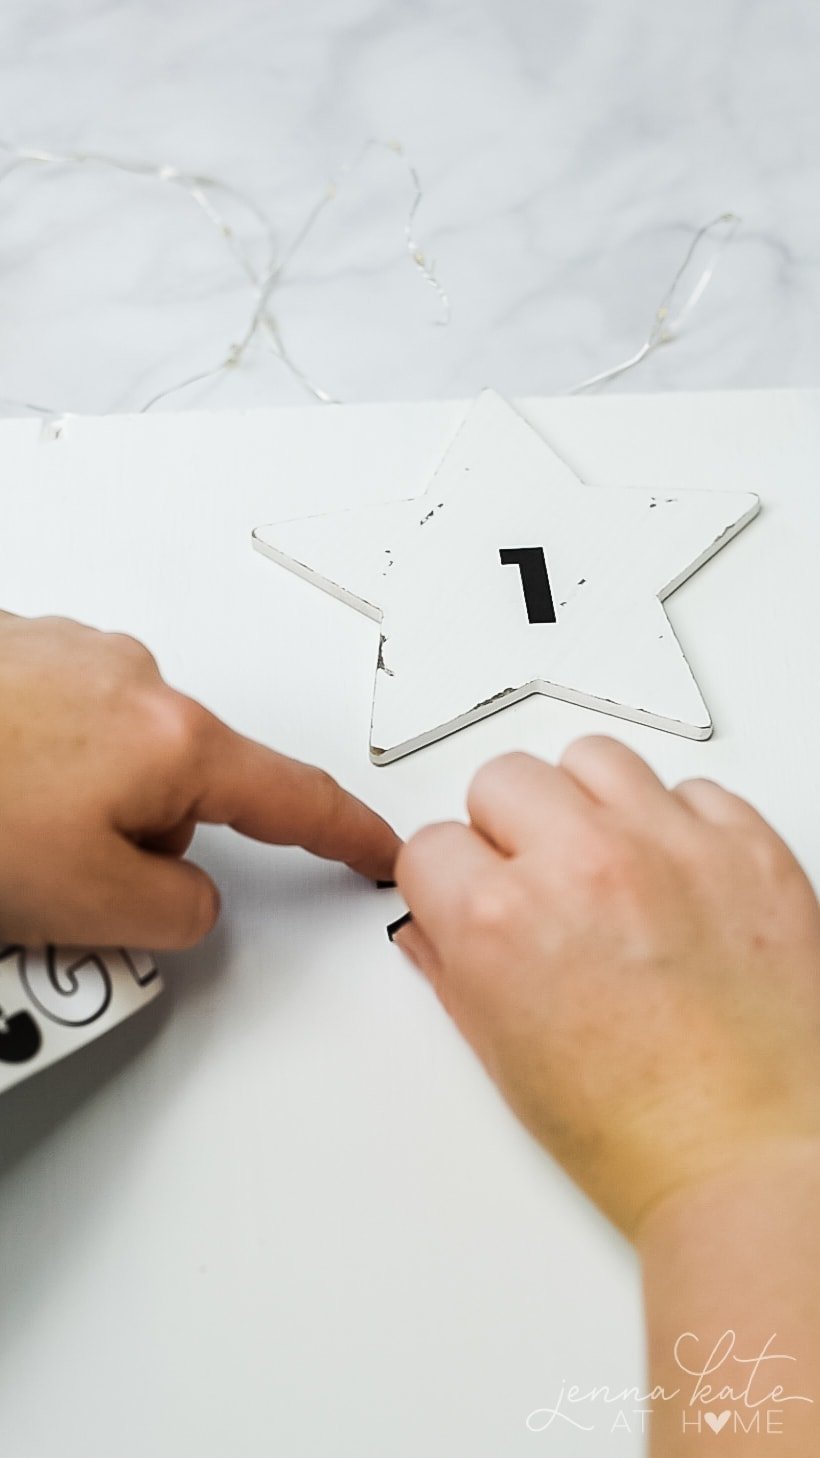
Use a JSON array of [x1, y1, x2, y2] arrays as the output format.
[[499, 547, 557, 624]]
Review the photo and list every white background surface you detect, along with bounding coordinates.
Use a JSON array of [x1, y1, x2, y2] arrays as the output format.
[[0, 388, 817, 1456], [1, 4, 818, 1450], [0, 0, 819, 417]]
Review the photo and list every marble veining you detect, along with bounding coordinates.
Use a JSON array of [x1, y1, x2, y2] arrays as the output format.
[[0, 0, 817, 417]]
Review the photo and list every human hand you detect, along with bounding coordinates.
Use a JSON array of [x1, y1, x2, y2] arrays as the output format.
[[393, 737, 820, 1237], [0, 612, 399, 949]]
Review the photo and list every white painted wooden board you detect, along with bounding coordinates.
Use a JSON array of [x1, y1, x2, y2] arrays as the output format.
[[253, 391, 759, 760], [0, 391, 817, 1458]]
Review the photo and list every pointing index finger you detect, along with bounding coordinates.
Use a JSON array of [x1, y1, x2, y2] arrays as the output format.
[[195, 718, 401, 882]]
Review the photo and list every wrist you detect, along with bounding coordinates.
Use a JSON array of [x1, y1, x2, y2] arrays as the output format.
[[636, 1138, 820, 1455], [634, 1135, 820, 1257]]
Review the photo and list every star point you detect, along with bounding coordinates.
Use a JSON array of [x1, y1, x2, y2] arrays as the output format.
[[254, 391, 759, 762]]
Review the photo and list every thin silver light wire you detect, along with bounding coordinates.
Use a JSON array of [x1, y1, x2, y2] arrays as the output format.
[[0, 136, 449, 417], [566, 212, 741, 393], [240, 139, 451, 389], [0, 135, 739, 417]]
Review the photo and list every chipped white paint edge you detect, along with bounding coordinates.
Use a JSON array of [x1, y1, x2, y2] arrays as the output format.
[[367, 678, 713, 765], [658, 499, 761, 601], [253, 391, 761, 763], [252, 531, 384, 621]]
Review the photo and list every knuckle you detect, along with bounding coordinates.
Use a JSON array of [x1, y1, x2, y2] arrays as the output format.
[[140, 690, 207, 769], [463, 871, 525, 941], [560, 734, 628, 779], [469, 750, 539, 799], [314, 767, 343, 814], [573, 823, 642, 890], [747, 824, 796, 883], [675, 774, 717, 794], [674, 775, 738, 811], [308, 769, 348, 845], [561, 733, 615, 765], [398, 821, 462, 874], [106, 630, 157, 667], [670, 778, 711, 817]]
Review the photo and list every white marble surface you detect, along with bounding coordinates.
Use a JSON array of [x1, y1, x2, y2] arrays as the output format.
[[0, 0, 819, 417]]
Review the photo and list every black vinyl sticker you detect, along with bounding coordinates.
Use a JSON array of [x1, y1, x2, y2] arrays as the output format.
[[499, 546, 557, 623], [0, 1006, 42, 1064]]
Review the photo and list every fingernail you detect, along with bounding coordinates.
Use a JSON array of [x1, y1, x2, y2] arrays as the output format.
[[376, 879, 397, 889], [386, 910, 413, 942]]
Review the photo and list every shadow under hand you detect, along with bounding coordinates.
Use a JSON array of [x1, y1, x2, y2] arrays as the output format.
[[0, 989, 167, 1186], [0, 910, 232, 1184], [0, 917, 231, 1376]]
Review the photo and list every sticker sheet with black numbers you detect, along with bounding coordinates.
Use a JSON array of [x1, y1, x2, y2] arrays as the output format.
[[0, 945, 161, 1095]]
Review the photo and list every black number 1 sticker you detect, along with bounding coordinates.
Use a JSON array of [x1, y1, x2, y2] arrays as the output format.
[[499, 547, 557, 624]]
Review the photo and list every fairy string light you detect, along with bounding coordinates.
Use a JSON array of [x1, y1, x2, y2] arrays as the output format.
[[567, 212, 741, 394], [0, 136, 449, 417], [0, 133, 738, 418]]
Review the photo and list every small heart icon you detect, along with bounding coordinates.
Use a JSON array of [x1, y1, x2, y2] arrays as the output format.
[[704, 1410, 731, 1433]]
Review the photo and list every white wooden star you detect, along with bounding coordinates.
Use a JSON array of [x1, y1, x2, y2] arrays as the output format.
[[253, 391, 760, 763]]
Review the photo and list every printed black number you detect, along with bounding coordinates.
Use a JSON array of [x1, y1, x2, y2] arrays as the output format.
[[499, 547, 557, 624]]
